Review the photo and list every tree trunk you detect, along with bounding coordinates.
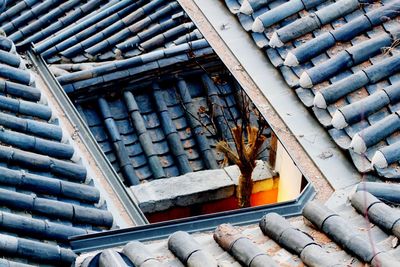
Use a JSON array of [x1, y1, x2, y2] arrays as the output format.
[[237, 169, 253, 208]]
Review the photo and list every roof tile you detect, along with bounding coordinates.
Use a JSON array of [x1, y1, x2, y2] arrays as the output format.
[[225, 0, 400, 178]]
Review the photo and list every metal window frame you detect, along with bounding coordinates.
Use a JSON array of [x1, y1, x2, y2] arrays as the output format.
[[70, 182, 315, 253]]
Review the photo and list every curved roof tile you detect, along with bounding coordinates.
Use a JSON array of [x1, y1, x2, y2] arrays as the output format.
[[226, 0, 400, 179], [0, 35, 113, 266], [76, 73, 249, 185], [76, 182, 400, 266], [0, 0, 205, 65]]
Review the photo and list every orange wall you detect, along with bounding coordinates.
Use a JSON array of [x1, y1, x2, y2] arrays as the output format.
[[146, 187, 279, 223]]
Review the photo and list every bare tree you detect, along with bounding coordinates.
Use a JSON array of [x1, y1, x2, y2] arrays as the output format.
[[186, 38, 270, 208], [216, 125, 267, 208]]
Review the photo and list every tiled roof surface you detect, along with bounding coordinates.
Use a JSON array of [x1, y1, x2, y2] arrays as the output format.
[[76, 182, 400, 267], [224, 0, 400, 179], [76, 72, 270, 186], [0, 0, 204, 64], [55, 39, 214, 96], [0, 35, 113, 266], [0, 0, 270, 187], [0, 0, 219, 114]]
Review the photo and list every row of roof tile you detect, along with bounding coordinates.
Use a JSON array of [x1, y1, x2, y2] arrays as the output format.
[[0, 34, 113, 266], [78, 182, 400, 266], [1, 0, 252, 189], [225, 0, 400, 179], [1, 0, 204, 64], [76, 72, 269, 185]]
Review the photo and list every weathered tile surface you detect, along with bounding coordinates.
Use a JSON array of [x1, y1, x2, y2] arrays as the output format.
[[224, 0, 400, 179], [76, 182, 400, 267], [0, 35, 113, 266]]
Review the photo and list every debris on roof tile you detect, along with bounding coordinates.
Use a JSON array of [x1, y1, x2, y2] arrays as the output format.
[[351, 191, 400, 239], [214, 223, 279, 267], [304, 199, 399, 266], [225, 0, 400, 179], [122, 241, 167, 267], [0, 35, 113, 266], [260, 213, 341, 266], [169, 231, 218, 266]]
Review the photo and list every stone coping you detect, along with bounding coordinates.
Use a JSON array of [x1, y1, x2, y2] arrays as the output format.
[[131, 160, 276, 213]]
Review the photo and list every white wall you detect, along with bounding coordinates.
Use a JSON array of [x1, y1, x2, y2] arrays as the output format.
[[274, 142, 302, 202]]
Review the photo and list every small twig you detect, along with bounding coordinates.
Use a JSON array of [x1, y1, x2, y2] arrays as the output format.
[[176, 94, 218, 137]]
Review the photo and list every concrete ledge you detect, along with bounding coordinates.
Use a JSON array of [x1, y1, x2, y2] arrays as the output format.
[[131, 169, 234, 213], [224, 161, 276, 184], [131, 161, 274, 213]]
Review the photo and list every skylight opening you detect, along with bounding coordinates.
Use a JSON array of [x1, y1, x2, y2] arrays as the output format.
[[67, 64, 308, 223]]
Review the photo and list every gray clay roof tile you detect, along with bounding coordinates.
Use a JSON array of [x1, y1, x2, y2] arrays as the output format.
[[76, 182, 400, 267], [0, 35, 113, 266], [225, 0, 400, 179]]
